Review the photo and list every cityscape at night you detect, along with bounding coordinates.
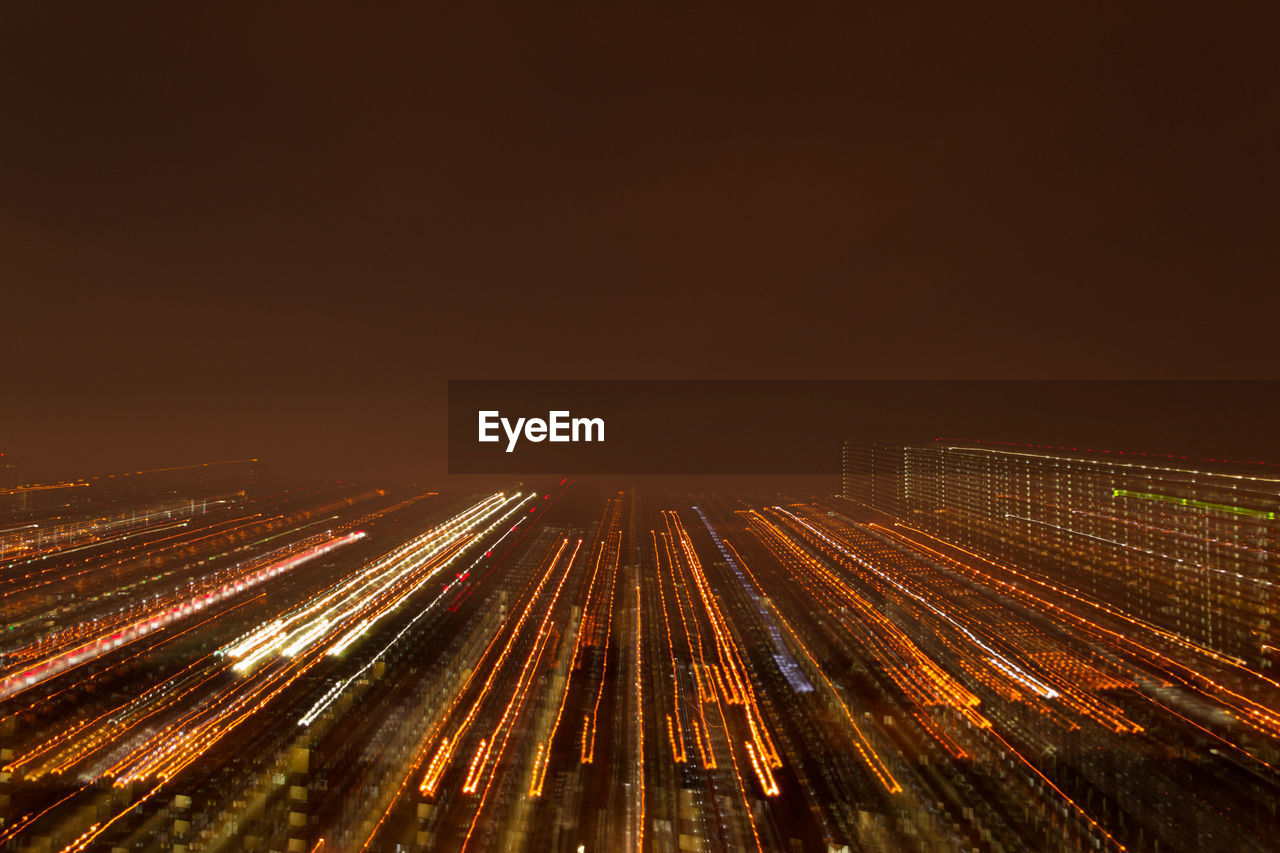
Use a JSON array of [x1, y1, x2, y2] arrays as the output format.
[[5, 2, 1278, 851], [0, 448, 1276, 851]]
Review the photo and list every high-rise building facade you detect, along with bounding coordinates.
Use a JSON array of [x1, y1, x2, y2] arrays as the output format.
[[843, 439, 1278, 670]]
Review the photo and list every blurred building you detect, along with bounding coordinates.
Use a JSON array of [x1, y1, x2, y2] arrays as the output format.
[[1, 458, 260, 529], [843, 439, 1279, 670]]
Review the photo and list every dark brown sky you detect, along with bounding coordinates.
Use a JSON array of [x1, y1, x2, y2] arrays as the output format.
[[3, 3, 1277, 481]]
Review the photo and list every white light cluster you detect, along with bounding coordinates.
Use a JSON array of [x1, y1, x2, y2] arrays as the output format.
[[297, 494, 533, 726], [225, 493, 521, 675]]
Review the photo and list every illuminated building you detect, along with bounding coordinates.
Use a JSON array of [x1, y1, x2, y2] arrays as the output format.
[[843, 439, 1279, 670], [841, 441, 903, 519]]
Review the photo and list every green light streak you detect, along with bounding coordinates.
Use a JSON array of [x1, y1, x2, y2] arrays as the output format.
[[1112, 489, 1276, 520]]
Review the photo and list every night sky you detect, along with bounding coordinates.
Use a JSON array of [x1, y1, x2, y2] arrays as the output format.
[[4, 4, 1277, 482]]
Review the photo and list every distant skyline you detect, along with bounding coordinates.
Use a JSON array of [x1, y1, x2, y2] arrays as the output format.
[[8, 380, 1280, 493], [4, 4, 1277, 481]]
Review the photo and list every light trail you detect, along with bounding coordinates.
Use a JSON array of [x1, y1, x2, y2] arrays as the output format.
[[299, 495, 533, 726], [776, 506, 1061, 701], [419, 537, 573, 797], [876, 520, 1280, 739], [463, 537, 582, 794], [0, 495, 519, 850], [633, 577, 645, 853], [227, 494, 515, 674], [0, 531, 366, 698], [581, 528, 621, 764]]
